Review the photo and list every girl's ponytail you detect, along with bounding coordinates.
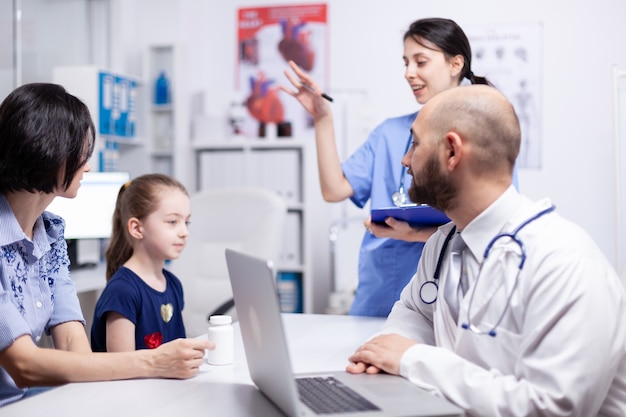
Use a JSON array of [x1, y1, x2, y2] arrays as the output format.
[[105, 183, 133, 280]]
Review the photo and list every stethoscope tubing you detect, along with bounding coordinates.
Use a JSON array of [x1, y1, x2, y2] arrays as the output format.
[[419, 225, 456, 304], [482, 205, 555, 267], [392, 132, 415, 207], [420, 204, 557, 337], [463, 204, 556, 336]]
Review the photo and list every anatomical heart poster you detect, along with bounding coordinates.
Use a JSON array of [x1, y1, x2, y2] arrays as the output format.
[[237, 4, 328, 139]]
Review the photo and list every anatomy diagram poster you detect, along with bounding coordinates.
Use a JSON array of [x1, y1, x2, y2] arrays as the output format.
[[465, 22, 543, 169], [237, 4, 328, 139]]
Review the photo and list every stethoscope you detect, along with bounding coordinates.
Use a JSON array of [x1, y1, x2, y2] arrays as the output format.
[[419, 226, 457, 305], [391, 132, 414, 207], [419, 204, 557, 337]]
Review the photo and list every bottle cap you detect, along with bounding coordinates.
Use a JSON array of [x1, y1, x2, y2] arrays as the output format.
[[209, 315, 232, 325]]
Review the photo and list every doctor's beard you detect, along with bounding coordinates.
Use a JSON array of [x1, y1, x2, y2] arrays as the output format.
[[408, 152, 459, 212]]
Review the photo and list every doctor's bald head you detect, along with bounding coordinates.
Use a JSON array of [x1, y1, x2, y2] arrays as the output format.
[[416, 84, 520, 177]]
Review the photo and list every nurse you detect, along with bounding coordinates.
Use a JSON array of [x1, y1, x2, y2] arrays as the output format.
[[283, 18, 494, 317], [346, 85, 626, 416]]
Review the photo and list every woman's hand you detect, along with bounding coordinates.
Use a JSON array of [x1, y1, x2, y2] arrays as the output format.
[[281, 60, 330, 121], [148, 338, 213, 379], [364, 216, 437, 243]]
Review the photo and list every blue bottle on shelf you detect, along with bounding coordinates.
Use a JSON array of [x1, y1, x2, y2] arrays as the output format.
[[154, 71, 170, 105]]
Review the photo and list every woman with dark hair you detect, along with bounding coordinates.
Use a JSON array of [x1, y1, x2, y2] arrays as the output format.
[[283, 18, 501, 317], [0, 83, 210, 406]]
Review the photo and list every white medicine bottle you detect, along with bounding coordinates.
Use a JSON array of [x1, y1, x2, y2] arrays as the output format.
[[206, 315, 234, 365]]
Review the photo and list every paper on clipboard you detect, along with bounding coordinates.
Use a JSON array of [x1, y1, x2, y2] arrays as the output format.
[[371, 205, 450, 227]]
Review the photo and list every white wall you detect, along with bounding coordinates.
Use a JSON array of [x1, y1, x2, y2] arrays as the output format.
[[3, 0, 93, 89], [112, 0, 626, 312]]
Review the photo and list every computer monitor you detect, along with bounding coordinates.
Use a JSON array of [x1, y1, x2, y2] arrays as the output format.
[[46, 171, 130, 268]]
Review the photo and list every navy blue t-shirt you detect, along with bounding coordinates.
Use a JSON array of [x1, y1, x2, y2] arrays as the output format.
[[90, 266, 186, 351]]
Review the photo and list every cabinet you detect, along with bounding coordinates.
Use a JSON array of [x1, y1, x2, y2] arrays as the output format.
[[53, 46, 190, 182], [193, 139, 313, 313], [52, 66, 147, 175]]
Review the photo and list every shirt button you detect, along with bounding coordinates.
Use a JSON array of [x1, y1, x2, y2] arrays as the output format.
[[36, 301, 42, 308], [35, 336, 41, 342]]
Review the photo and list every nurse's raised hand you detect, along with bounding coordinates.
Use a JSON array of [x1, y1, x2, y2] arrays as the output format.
[[281, 60, 330, 121]]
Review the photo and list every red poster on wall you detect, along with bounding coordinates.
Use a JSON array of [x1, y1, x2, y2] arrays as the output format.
[[236, 3, 328, 139]]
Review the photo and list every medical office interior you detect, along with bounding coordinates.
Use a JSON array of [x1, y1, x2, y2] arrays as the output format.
[[3, 0, 626, 330]]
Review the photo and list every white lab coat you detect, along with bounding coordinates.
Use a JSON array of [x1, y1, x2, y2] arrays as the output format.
[[383, 188, 626, 416]]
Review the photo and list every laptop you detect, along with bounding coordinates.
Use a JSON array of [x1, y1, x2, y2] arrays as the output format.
[[225, 248, 464, 417]]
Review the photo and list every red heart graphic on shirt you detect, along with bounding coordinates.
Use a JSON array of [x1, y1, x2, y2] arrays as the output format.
[[144, 332, 163, 349]]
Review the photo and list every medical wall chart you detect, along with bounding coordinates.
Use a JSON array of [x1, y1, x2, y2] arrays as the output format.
[[465, 22, 543, 169], [236, 3, 328, 139]]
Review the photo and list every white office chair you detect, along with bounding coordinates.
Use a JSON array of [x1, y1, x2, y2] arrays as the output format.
[[169, 186, 287, 337]]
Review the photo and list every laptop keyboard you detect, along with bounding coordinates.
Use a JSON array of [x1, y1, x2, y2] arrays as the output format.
[[296, 376, 380, 414]]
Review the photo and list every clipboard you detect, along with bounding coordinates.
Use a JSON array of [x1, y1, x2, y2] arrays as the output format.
[[371, 205, 450, 227]]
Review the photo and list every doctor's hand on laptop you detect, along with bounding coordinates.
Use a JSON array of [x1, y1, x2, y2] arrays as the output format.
[[346, 334, 417, 375]]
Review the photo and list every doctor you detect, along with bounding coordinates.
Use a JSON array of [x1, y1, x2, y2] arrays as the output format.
[[347, 85, 626, 416]]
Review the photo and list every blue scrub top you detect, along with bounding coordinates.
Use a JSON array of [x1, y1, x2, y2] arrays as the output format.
[[342, 112, 422, 317]]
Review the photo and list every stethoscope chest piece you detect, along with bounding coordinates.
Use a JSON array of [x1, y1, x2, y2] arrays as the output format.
[[419, 281, 438, 304], [392, 190, 408, 207]]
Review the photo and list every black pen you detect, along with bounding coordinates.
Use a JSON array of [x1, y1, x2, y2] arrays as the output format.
[[301, 83, 333, 102]]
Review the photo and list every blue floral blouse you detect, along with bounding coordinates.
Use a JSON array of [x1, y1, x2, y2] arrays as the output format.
[[0, 194, 84, 405]]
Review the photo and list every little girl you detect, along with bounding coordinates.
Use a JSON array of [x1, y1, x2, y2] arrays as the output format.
[[90, 173, 190, 351]]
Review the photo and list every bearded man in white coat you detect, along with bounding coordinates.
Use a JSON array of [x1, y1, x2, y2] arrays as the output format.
[[347, 84, 626, 416]]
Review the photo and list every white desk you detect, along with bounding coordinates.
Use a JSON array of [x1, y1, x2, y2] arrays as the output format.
[[0, 314, 459, 416]]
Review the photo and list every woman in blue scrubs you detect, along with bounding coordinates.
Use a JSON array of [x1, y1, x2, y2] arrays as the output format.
[[283, 18, 495, 317]]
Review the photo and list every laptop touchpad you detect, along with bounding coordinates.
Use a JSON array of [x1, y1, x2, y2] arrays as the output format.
[[362, 381, 421, 396]]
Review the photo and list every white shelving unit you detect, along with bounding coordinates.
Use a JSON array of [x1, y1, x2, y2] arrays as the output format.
[[142, 43, 194, 187], [144, 45, 175, 176], [193, 138, 313, 313], [52, 65, 147, 176]]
